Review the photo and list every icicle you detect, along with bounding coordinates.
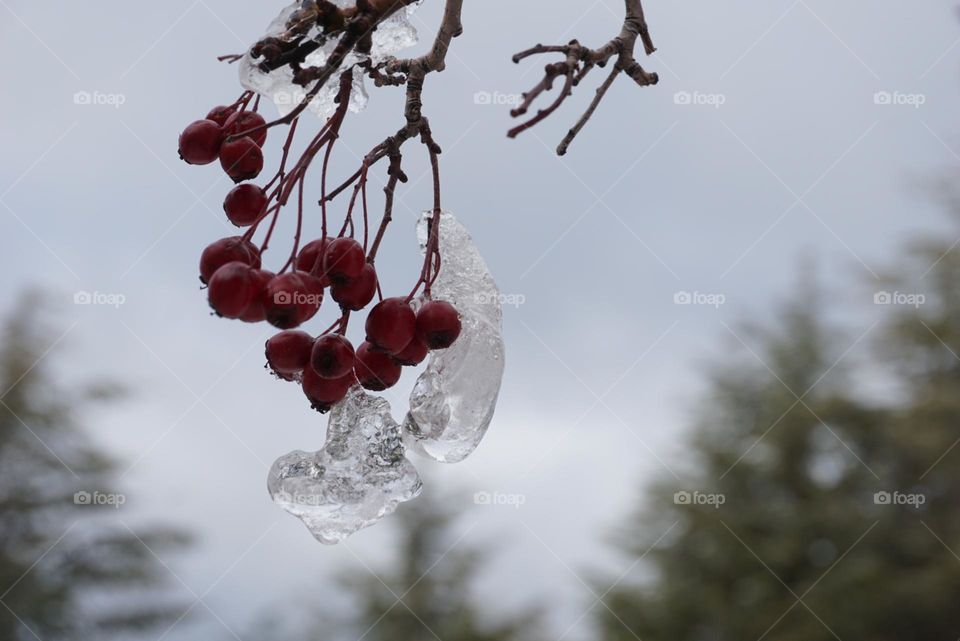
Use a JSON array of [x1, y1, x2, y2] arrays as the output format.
[[403, 212, 506, 463]]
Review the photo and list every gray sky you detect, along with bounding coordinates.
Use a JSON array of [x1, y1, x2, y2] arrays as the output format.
[[2, 0, 959, 639]]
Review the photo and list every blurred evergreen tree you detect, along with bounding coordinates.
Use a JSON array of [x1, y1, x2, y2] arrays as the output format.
[[596, 248, 960, 641], [0, 292, 191, 641], [328, 490, 543, 641]]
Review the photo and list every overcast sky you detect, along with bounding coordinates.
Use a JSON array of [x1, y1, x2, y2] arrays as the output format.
[[2, 0, 959, 639]]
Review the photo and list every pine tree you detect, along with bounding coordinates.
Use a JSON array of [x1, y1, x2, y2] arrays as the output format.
[[0, 292, 191, 641], [596, 256, 960, 640], [327, 490, 542, 641]]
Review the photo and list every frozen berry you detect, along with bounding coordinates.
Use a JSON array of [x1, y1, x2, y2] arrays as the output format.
[[310, 334, 355, 379], [296, 238, 330, 275], [220, 136, 263, 183], [302, 367, 355, 412], [416, 300, 462, 349], [365, 297, 415, 354], [264, 273, 322, 329], [199, 236, 260, 285], [266, 330, 314, 380], [393, 333, 428, 366], [331, 263, 377, 311], [224, 184, 268, 227], [207, 262, 255, 319], [322, 237, 366, 284], [178, 119, 222, 165], [223, 111, 268, 147], [354, 342, 402, 391], [239, 269, 275, 323], [206, 105, 235, 127]]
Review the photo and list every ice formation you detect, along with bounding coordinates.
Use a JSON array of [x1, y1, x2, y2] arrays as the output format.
[[268, 386, 422, 544], [403, 212, 506, 463], [269, 212, 503, 542], [239, 1, 421, 119]]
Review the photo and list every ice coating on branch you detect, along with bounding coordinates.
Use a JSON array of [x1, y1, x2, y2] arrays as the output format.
[[403, 212, 505, 463], [268, 386, 422, 544], [239, 1, 420, 119]]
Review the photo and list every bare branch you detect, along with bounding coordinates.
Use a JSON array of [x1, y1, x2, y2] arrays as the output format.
[[508, 0, 659, 155]]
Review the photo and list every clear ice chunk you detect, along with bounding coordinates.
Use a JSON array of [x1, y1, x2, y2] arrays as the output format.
[[268, 386, 422, 544], [402, 212, 506, 463], [239, 1, 420, 119]]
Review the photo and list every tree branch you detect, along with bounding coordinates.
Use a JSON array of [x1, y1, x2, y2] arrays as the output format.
[[508, 0, 659, 155]]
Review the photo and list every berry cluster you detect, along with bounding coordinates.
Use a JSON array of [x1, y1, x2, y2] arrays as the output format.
[[179, 86, 461, 412], [178, 102, 268, 183]]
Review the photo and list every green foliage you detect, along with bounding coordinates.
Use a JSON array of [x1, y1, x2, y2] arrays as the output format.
[[0, 292, 191, 641], [598, 230, 960, 641]]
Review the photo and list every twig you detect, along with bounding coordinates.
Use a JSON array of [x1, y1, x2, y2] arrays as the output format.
[[508, 0, 659, 154]]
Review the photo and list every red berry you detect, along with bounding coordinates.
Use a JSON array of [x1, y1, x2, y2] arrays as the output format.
[[223, 111, 268, 147], [264, 273, 322, 329], [302, 367, 355, 412], [303, 273, 329, 298], [266, 330, 314, 380], [322, 237, 366, 283], [207, 262, 255, 319], [354, 342, 402, 391], [393, 333, 429, 366], [220, 137, 264, 183], [296, 238, 330, 275], [206, 105, 236, 127], [239, 269, 275, 323], [331, 263, 377, 311], [365, 297, 416, 354], [416, 300, 462, 349], [178, 119, 222, 165], [310, 334, 355, 379], [224, 184, 268, 227], [199, 236, 261, 285]]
